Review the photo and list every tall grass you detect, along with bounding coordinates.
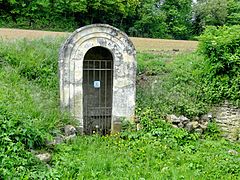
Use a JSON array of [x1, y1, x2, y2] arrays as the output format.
[[137, 52, 209, 118], [0, 37, 62, 90], [0, 38, 74, 178]]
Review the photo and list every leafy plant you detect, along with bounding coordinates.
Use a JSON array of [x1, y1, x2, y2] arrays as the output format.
[[0, 38, 75, 178], [198, 25, 240, 106], [203, 122, 221, 140]]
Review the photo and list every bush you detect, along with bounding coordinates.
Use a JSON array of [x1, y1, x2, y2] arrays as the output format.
[[198, 25, 240, 105], [135, 107, 200, 146]]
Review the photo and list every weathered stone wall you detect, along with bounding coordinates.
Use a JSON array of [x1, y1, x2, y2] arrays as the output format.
[[213, 101, 240, 141], [166, 114, 210, 134], [166, 101, 240, 141]]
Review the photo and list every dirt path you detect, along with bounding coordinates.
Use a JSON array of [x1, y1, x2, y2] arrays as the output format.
[[0, 28, 198, 52]]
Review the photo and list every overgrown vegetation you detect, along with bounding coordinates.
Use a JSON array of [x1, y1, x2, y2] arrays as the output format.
[[0, 37, 62, 90], [137, 52, 209, 118], [0, 35, 239, 179], [1, 0, 240, 39], [50, 129, 239, 179], [0, 65, 52, 178], [0, 38, 74, 178], [198, 25, 240, 106]]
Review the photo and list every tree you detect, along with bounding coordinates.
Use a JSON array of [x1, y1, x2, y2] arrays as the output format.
[[130, 0, 168, 38], [227, 0, 240, 25], [161, 0, 193, 39], [192, 0, 229, 35]]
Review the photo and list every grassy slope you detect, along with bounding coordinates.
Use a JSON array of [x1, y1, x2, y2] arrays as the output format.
[[51, 136, 239, 179], [0, 38, 239, 179]]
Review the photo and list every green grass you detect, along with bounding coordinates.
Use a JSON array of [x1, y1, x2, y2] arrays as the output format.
[[0, 38, 239, 179], [0, 38, 74, 178], [137, 52, 209, 118], [50, 134, 239, 179], [137, 52, 171, 75]]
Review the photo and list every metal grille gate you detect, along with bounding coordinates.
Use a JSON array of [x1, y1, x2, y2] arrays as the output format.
[[83, 59, 113, 135]]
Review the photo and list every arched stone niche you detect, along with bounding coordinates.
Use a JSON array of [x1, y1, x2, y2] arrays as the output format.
[[59, 24, 137, 134]]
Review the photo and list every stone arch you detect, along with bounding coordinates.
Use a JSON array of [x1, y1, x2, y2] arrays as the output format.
[[59, 24, 136, 133], [84, 46, 113, 60]]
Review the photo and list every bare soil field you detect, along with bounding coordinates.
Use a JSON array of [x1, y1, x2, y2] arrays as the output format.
[[0, 28, 198, 53]]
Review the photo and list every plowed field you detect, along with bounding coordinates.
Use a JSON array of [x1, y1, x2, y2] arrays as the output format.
[[0, 28, 198, 53]]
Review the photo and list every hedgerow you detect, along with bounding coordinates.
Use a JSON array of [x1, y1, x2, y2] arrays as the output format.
[[198, 25, 240, 106]]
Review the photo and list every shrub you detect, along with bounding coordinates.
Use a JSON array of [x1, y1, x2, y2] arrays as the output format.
[[198, 25, 240, 105], [135, 108, 200, 146]]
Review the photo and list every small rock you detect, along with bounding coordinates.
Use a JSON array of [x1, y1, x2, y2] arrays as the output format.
[[207, 113, 213, 119], [186, 121, 199, 131], [195, 128, 203, 134], [64, 125, 76, 136], [199, 124, 208, 130], [178, 122, 184, 128], [36, 153, 51, 163], [192, 121, 199, 129], [55, 135, 64, 144], [167, 114, 180, 123], [193, 116, 200, 121], [179, 115, 190, 124], [228, 150, 239, 156], [201, 113, 212, 122], [186, 123, 193, 131], [64, 134, 76, 141], [172, 124, 179, 129], [203, 121, 209, 126], [200, 114, 209, 121], [166, 114, 174, 122], [46, 135, 64, 146]]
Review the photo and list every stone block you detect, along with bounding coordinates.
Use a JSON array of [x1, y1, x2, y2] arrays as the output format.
[[64, 125, 76, 136], [36, 153, 51, 163]]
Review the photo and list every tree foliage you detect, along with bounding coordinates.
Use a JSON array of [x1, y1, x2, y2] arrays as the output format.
[[0, 0, 240, 38], [161, 0, 193, 39], [192, 0, 240, 35], [129, 0, 168, 38], [227, 0, 240, 25], [198, 25, 240, 105]]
